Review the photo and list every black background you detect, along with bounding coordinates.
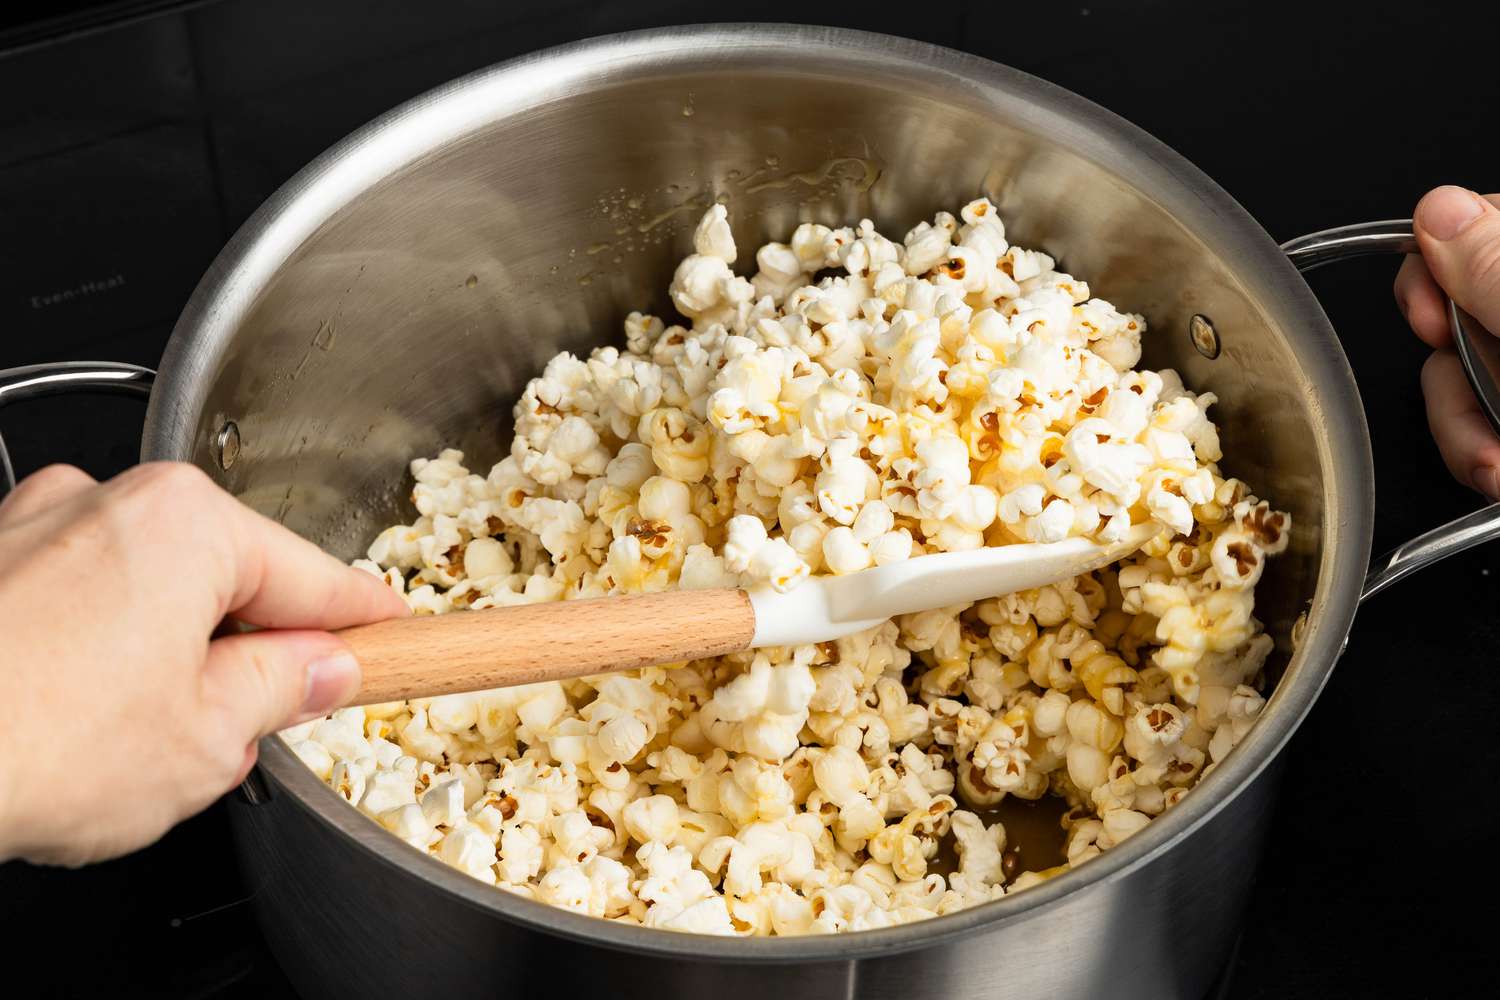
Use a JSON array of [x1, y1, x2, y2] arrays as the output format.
[[2, 1, 1498, 997]]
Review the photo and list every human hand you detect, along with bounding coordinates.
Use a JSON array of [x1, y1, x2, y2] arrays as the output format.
[[1394, 185, 1500, 501], [0, 462, 408, 866]]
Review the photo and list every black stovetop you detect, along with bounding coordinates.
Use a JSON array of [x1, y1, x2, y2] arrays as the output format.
[[3, 2, 1498, 997]]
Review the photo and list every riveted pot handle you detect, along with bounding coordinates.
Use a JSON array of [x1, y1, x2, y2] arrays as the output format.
[[1281, 221, 1500, 602], [0, 361, 156, 495]]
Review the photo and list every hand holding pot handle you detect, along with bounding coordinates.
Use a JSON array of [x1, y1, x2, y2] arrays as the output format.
[[1282, 215, 1500, 601], [1393, 186, 1500, 500]]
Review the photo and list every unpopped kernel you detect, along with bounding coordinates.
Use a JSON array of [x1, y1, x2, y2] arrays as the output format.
[[284, 201, 1290, 935]]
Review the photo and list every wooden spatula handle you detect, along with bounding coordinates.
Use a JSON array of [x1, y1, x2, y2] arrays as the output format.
[[336, 588, 756, 704]]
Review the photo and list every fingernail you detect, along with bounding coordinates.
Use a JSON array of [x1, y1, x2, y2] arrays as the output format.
[[1475, 466, 1500, 501], [300, 651, 362, 717], [1417, 186, 1484, 241]]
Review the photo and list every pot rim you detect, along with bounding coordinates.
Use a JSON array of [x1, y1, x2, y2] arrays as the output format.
[[150, 23, 1373, 962]]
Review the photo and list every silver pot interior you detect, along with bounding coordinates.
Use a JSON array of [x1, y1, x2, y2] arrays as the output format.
[[149, 26, 1368, 952]]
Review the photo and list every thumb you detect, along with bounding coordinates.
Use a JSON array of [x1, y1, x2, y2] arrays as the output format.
[[201, 630, 364, 743], [1413, 186, 1500, 336]]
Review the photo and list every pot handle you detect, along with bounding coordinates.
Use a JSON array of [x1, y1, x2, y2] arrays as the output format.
[[1280, 220, 1500, 602], [0, 361, 156, 496]]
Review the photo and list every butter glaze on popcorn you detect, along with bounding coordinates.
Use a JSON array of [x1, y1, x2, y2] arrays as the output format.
[[284, 201, 1290, 936]]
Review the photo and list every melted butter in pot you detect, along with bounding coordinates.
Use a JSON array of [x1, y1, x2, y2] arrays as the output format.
[[932, 795, 1071, 880]]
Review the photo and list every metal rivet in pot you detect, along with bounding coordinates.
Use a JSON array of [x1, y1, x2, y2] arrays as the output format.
[[216, 420, 241, 470], [1189, 314, 1220, 359]]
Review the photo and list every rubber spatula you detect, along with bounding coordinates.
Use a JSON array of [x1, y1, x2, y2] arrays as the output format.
[[335, 521, 1160, 705]]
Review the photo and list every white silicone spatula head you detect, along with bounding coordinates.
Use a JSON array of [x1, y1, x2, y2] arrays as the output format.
[[747, 521, 1161, 648]]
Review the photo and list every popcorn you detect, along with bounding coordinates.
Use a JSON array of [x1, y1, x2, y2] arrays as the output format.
[[949, 810, 1007, 893], [420, 778, 467, 828], [623, 795, 682, 846], [671, 253, 739, 320], [724, 515, 810, 593], [330, 760, 366, 806], [693, 203, 738, 264], [903, 216, 955, 276], [812, 746, 870, 807], [497, 824, 544, 884], [822, 527, 873, 575], [723, 515, 769, 572], [1209, 500, 1290, 589], [636, 841, 732, 932], [359, 770, 418, 817], [437, 823, 498, 884], [1099, 808, 1151, 848], [312, 710, 371, 761], [373, 803, 434, 850], [288, 202, 1289, 937], [290, 740, 335, 781]]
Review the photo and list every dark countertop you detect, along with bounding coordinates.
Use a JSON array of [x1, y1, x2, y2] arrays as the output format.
[[2, 2, 1497, 996]]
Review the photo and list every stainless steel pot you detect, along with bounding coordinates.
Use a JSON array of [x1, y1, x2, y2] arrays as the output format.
[[5, 24, 1500, 1000]]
